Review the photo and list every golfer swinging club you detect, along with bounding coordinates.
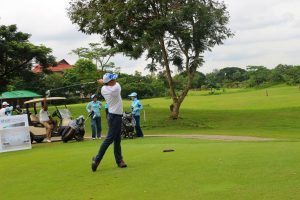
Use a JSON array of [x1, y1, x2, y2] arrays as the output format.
[[91, 73, 127, 171]]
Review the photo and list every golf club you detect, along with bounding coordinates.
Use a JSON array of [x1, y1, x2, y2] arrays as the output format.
[[45, 81, 96, 97]]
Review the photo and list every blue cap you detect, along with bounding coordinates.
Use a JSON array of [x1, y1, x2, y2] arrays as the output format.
[[103, 73, 118, 83], [128, 92, 137, 97]]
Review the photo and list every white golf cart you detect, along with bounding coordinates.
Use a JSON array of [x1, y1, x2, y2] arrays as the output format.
[[24, 97, 78, 143]]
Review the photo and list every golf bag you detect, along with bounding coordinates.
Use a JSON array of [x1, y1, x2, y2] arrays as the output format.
[[61, 115, 85, 143], [121, 112, 136, 139]]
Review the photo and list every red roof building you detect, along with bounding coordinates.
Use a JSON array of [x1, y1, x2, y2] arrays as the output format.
[[32, 59, 73, 73]]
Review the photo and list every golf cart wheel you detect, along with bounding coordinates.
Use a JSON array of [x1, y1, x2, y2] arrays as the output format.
[[30, 132, 45, 143], [30, 132, 34, 143], [62, 127, 75, 143], [34, 137, 45, 143], [74, 130, 85, 141], [74, 135, 84, 141]]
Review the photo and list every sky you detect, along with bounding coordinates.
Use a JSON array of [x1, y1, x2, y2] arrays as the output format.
[[0, 0, 300, 74]]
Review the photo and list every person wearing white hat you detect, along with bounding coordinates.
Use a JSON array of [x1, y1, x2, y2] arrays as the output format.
[[86, 94, 102, 139], [91, 73, 127, 172], [128, 92, 144, 137], [0, 102, 13, 117]]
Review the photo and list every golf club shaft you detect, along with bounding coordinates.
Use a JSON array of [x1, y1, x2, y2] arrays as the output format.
[[49, 81, 96, 92]]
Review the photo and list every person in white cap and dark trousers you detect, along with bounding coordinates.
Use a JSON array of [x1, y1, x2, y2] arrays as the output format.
[[128, 92, 144, 137], [86, 94, 102, 139], [0, 102, 13, 117], [91, 73, 127, 172]]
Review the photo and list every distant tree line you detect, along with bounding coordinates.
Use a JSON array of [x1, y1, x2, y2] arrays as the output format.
[[2, 23, 300, 101], [201, 65, 300, 92], [5, 59, 300, 101]]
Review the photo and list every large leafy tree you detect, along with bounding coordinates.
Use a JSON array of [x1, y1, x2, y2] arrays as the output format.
[[174, 71, 206, 90], [64, 59, 100, 95], [0, 24, 55, 92], [205, 70, 221, 93], [246, 66, 271, 87], [145, 62, 158, 77], [70, 43, 117, 71], [68, 0, 233, 119], [216, 67, 248, 87], [7, 70, 46, 95]]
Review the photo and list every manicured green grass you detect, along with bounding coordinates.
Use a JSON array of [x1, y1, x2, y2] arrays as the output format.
[[2, 85, 300, 199], [1, 138, 300, 200], [63, 85, 300, 139]]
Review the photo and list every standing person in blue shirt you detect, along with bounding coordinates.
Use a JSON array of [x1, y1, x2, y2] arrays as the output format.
[[104, 102, 109, 119], [0, 102, 13, 117], [128, 92, 144, 138], [86, 94, 102, 139]]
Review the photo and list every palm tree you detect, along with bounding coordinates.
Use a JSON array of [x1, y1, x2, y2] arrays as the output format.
[[145, 62, 157, 77]]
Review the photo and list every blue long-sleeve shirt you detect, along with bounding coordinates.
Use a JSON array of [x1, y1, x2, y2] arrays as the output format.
[[131, 98, 143, 116], [0, 106, 13, 117], [86, 101, 102, 117]]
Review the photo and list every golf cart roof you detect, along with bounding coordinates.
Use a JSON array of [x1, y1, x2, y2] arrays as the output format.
[[24, 97, 66, 104]]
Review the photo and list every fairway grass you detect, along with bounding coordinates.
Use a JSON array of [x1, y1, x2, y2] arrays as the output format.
[[64, 85, 300, 139], [1, 138, 300, 200], [1, 85, 299, 199]]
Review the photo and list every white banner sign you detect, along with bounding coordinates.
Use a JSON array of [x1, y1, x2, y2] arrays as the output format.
[[0, 114, 32, 153]]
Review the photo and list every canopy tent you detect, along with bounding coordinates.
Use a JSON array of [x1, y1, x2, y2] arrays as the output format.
[[0, 90, 42, 107], [0, 90, 41, 100]]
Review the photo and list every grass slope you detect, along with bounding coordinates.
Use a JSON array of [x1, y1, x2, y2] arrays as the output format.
[[0, 138, 300, 200], [63, 85, 300, 139]]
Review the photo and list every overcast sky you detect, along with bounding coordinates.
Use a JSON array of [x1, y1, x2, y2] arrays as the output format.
[[1, 0, 300, 74]]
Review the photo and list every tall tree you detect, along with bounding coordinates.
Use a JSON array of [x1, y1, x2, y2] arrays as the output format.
[[70, 43, 117, 71], [0, 24, 55, 92], [217, 67, 248, 87], [7, 70, 46, 95], [246, 66, 270, 87], [68, 0, 233, 119], [64, 59, 100, 95], [145, 61, 158, 77], [206, 70, 221, 93]]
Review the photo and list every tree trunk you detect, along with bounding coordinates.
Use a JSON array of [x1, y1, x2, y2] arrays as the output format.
[[170, 101, 180, 119], [169, 73, 194, 119], [159, 38, 180, 119], [159, 37, 195, 120]]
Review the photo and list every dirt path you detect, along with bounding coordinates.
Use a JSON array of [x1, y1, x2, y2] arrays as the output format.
[[48, 134, 274, 143], [145, 134, 275, 141]]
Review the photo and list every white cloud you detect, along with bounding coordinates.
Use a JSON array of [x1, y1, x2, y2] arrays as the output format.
[[201, 0, 300, 73], [1, 0, 300, 74]]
